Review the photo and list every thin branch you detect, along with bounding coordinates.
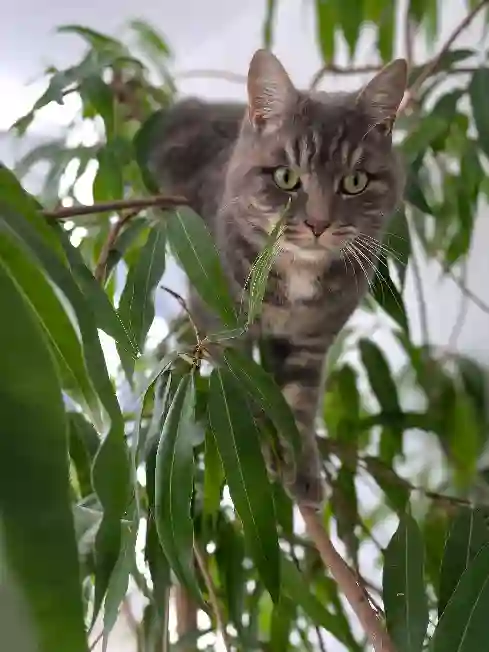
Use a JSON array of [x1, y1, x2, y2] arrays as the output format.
[[398, 0, 489, 113], [94, 210, 137, 283], [445, 266, 489, 315], [194, 543, 232, 652], [160, 285, 201, 344], [447, 259, 470, 352], [409, 243, 430, 344], [176, 69, 248, 84], [43, 194, 188, 220], [310, 64, 382, 89], [316, 625, 328, 652], [299, 506, 396, 652]]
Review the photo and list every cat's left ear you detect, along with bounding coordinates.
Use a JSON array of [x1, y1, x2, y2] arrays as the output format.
[[247, 49, 297, 131], [357, 58, 408, 131]]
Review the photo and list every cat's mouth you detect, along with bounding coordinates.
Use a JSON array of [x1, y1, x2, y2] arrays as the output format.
[[282, 223, 357, 254]]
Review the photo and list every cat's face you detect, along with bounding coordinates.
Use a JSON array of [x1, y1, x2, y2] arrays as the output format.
[[224, 50, 407, 261]]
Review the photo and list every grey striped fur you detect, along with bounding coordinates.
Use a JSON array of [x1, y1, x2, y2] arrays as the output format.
[[150, 50, 407, 508]]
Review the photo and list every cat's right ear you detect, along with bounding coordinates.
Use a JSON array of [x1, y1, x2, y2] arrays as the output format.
[[247, 49, 296, 131]]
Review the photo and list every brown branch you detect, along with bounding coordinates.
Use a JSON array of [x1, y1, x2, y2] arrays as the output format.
[[94, 210, 137, 283], [42, 194, 188, 220], [299, 505, 396, 652], [174, 585, 198, 652], [310, 64, 382, 89], [398, 0, 489, 113], [194, 543, 232, 652]]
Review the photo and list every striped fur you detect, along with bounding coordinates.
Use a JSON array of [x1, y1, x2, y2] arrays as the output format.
[[150, 51, 407, 508]]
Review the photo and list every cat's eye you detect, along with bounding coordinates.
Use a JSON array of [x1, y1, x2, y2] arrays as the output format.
[[273, 166, 301, 191], [340, 171, 369, 195]]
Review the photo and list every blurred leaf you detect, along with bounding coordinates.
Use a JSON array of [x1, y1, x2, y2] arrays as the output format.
[[432, 543, 489, 651], [439, 507, 489, 617], [331, 465, 359, 562], [167, 208, 238, 329], [0, 231, 103, 428], [246, 207, 287, 326], [371, 253, 409, 332], [79, 76, 115, 139], [105, 219, 148, 279], [117, 223, 167, 374], [446, 389, 480, 489], [68, 413, 100, 498], [223, 348, 302, 461], [270, 596, 294, 651], [378, 3, 395, 61], [408, 0, 425, 23], [102, 521, 137, 651], [469, 68, 489, 157], [57, 24, 125, 52], [134, 108, 166, 193], [383, 515, 428, 652], [281, 556, 351, 646], [422, 505, 449, 596], [0, 262, 87, 652], [262, 0, 278, 48], [215, 519, 245, 635], [408, 49, 474, 85], [155, 373, 202, 603], [208, 368, 280, 602], [338, 0, 363, 58], [203, 430, 224, 529], [386, 208, 411, 288], [315, 0, 336, 63], [405, 170, 433, 215], [364, 456, 410, 514], [359, 339, 401, 413], [129, 19, 172, 58]]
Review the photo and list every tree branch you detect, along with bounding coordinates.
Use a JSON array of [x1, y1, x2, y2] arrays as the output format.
[[299, 505, 396, 652], [42, 194, 188, 220], [194, 543, 231, 652], [94, 210, 137, 283], [398, 0, 489, 113]]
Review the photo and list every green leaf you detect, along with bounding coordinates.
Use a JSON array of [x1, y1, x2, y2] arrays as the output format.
[[439, 508, 489, 617], [246, 207, 287, 326], [0, 261, 87, 652], [215, 519, 246, 635], [360, 339, 401, 413], [166, 208, 238, 329], [378, 3, 395, 61], [469, 68, 489, 158], [280, 556, 351, 647], [386, 208, 411, 288], [383, 515, 428, 652], [446, 390, 480, 489], [331, 465, 359, 562], [270, 596, 294, 651], [408, 49, 474, 86], [68, 413, 100, 498], [223, 348, 302, 461], [128, 19, 172, 58], [262, 0, 278, 47], [371, 254, 409, 332], [102, 521, 138, 651], [432, 543, 489, 652], [315, 0, 336, 63], [408, 0, 425, 23], [338, 0, 363, 58], [134, 109, 166, 194], [0, 231, 104, 428], [364, 456, 410, 514], [203, 430, 224, 528], [155, 373, 202, 602], [405, 170, 433, 215], [117, 223, 167, 372], [208, 368, 280, 602]]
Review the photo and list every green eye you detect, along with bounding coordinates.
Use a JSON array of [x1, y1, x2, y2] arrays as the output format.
[[273, 166, 301, 191], [341, 171, 369, 195]]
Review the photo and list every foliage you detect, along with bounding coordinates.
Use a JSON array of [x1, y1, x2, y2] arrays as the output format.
[[1, 2, 489, 651]]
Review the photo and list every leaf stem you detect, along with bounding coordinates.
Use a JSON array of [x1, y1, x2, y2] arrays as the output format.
[[299, 505, 397, 652], [43, 194, 188, 220]]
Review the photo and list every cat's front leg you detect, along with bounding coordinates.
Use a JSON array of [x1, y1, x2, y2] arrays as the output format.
[[260, 335, 326, 509]]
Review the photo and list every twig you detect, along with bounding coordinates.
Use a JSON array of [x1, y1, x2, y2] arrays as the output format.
[[194, 543, 232, 652], [445, 267, 489, 315], [42, 194, 188, 220], [447, 259, 470, 352], [316, 625, 328, 652], [94, 210, 137, 283], [299, 506, 396, 652], [398, 0, 489, 113], [176, 69, 248, 84], [160, 285, 201, 344], [310, 64, 382, 89], [89, 630, 103, 651]]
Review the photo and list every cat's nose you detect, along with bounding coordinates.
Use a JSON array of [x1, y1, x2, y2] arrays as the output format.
[[304, 219, 328, 237]]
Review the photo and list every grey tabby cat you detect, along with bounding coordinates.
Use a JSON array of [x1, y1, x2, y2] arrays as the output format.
[[150, 50, 407, 509]]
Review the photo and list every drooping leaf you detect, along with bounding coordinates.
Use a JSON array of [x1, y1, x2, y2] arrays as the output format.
[[364, 456, 410, 514], [470, 68, 489, 158], [386, 208, 411, 288], [370, 254, 409, 332], [208, 368, 280, 602], [262, 0, 278, 47], [215, 519, 246, 635], [0, 262, 87, 652], [68, 413, 100, 498], [280, 556, 351, 647], [0, 231, 103, 428], [155, 373, 202, 602], [432, 543, 489, 652], [223, 348, 302, 461], [331, 465, 359, 562], [377, 2, 395, 61], [408, 49, 474, 86], [383, 515, 428, 652], [315, 0, 336, 63], [203, 430, 224, 529], [439, 507, 489, 617], [360, 339, 401, 413], [117, 223, 167, 374], [166, 207, 238, 329], [338, 0, 363, 58], [270, 596, 294, 652]]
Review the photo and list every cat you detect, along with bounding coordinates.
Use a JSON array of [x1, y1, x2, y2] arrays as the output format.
[[150, 49, 407, 509]]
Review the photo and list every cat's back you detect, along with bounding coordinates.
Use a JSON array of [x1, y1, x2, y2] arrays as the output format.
[[149, 98, 245, 218]]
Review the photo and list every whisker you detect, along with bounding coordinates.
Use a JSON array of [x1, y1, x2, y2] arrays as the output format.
[[342, 247, 360, 296], [354, 240, 405, 317], [358, 235, 407, 269], [347, 244, 374, 293]]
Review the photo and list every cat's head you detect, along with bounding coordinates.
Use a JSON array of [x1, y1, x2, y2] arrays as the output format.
[[224, 49, 407, 261]]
